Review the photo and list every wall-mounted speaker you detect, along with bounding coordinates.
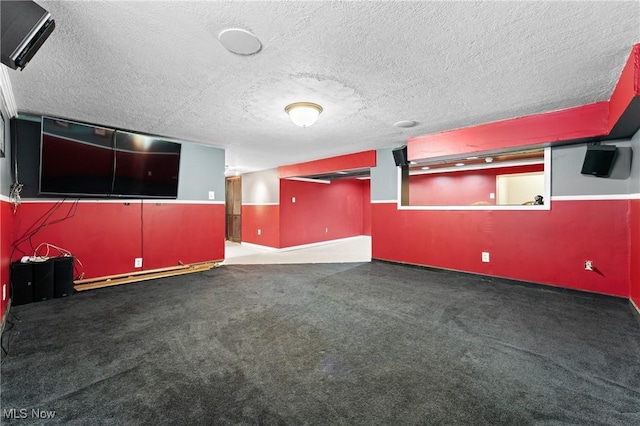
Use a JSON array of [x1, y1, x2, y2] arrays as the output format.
[[392, 146, 409, 167], [580, 145, 617, 178], [1, 0, 56, 70]]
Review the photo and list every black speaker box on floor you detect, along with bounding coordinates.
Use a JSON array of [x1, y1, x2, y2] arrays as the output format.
[[33, 261, 54, 302], [392, 146, 409, 167], [53, 256, 74, 298], [10, 262, 34, 306]]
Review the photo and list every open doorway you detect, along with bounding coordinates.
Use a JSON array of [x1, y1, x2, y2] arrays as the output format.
[[225, 176, 242, 242]]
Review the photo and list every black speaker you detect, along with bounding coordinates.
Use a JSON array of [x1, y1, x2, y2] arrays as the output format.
[[1, 0, 56, 70], [392, 146, 408, 167], [10, 262, 34, 306], [581, 145, 617, 177], [53, 256, 74, 298], [33, 261, 54, 302]]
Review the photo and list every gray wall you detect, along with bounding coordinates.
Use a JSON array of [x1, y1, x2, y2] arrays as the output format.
[[371, 147, 398, 201], [177, 143, 225, 201], [552, 129, 639, 197], [242, 168, 279, 204], [0, 94, 11, 197], [13, 116, 225, 201]]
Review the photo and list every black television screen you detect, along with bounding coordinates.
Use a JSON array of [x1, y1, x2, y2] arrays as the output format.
[[40, 117, 114, 196], [580, 145, 617, 177], [112, 131, 181, 198], [40, 117, 181, 198]]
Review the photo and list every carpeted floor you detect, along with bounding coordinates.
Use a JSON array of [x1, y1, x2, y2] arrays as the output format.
[[1, 261, 639, 425]]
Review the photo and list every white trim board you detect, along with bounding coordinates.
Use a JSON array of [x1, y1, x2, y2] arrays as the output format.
[[371, 199, 398, 204], [0, 194, 11, 203], [242, 202, 279, 206], [19, 198, 225, 205], [551, 194, 635, 201]]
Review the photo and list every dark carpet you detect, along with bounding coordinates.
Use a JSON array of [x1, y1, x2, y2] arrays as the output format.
[[1, 262, 639, 425]]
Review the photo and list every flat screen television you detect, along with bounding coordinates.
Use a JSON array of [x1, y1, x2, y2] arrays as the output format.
[[40, 117, 115, 196], [113, 131, 181, 198], [580, 144, 617, 178], [40, 117, 181, 198]]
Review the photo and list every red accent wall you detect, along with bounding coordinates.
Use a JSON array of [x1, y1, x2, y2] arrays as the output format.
[[409, 164, 544, 206], [362, 180, 371, 236], [408, 102, 609, 161], [631, 199, 640, 308], [12, 201, 224, 280], [278, 150, 377, 178], [241, 204, 280, 248], [372, 200, 629, 297], [608, 44, 640, 130], [1, 199, 13, 320], [142, 203, 225, 270], [280, 179, 367, 248]]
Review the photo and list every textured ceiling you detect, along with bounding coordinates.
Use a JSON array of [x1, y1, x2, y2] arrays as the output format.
[[7, 1, 640, 173]]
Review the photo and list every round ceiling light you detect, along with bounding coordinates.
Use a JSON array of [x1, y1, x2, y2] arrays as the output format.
[[285, 102, 323, 127], [394, 120, 417, 128], [218, 28, 262, 55]]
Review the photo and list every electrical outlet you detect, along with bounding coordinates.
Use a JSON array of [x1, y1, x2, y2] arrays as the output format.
[[489, 192, 495, 199], [482, 252, 490, 262], [208, 191, 215, 200], [585, 260, 593, 271], [135, 258, 143, 268], [292, 197, 296, 203], [258, 229, 261, 235]]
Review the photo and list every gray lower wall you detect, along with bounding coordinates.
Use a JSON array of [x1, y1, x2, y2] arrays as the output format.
[[552, 129, 639, 197], [13, 116, 225, 201], [242, 168, 279, 204], [371, 147, 398, 201]]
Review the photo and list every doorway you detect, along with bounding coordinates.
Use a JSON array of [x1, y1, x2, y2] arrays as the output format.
[[225, 176, 242, 242]]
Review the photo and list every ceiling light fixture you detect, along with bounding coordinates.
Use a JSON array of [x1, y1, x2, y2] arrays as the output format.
[[285, 102, 323, 127], [485, 157, 494, 163], [455, 163, 465, 167], [421, 166, 430, 170]]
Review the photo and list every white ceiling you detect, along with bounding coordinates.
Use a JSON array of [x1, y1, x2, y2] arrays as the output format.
[[7, 1, 640, 173]]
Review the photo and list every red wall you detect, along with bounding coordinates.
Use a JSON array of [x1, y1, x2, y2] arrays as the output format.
[[12, 201, 224, 280], [362, 180, 371, 236], [1, 199, 13, 320], [241, 204, 280, 248], [280, 179, 368, 248], [631, 199, 640, 309], [409, 164, 543, 206], [142, 203, 225, 270], [372, 200, 629, 297]]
